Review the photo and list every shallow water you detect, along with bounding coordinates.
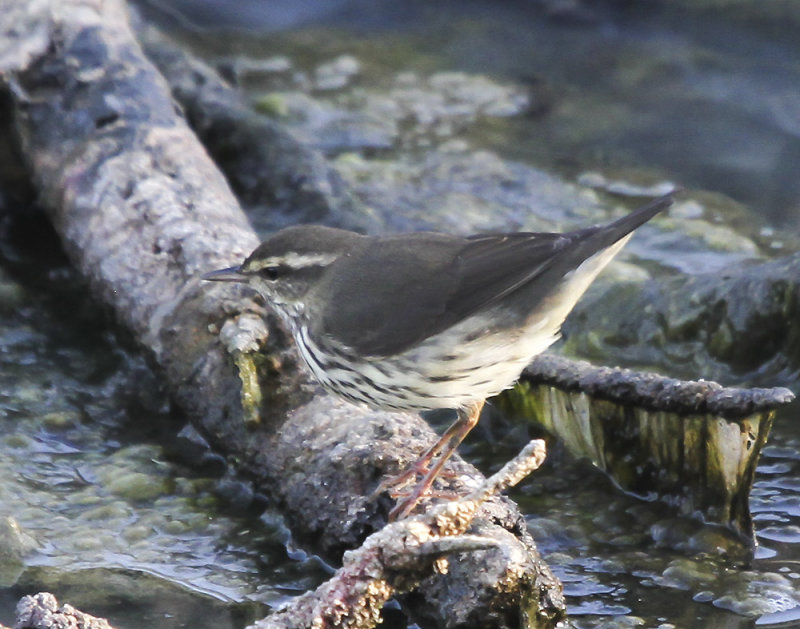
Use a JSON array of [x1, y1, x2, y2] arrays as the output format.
[[0, 264, 331, 627], [3, 1, 800, 627], [465, 405, 800, 628]]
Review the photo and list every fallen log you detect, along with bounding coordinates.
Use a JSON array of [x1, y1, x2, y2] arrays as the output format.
[[0, 0, 564, 627]]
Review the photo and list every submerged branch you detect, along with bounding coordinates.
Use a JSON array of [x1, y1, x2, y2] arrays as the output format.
[[509, 355, 794, 540]]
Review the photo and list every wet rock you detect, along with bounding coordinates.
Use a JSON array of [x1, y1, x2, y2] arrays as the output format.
[[578, 170, 676, 198], [172, 423, 227, 475], [334, 143, 598, 234], [0, 517, 38, 587], [712, 571, 798, 618], [255, 67, 531, 156], [591, 617, 646, 629], [0, 271, 26, 315], [314, 54, 360, 91], [564, 251, 800, 382]]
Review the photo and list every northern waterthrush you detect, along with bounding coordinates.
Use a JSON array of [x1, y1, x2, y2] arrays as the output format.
[[204, 194, 672, 518]]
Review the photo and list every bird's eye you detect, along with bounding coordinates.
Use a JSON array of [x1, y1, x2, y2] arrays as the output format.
[[262, 266, 280, 280]]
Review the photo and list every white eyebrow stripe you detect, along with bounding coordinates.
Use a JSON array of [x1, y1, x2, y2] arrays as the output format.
[[246, 252, 339, 271]]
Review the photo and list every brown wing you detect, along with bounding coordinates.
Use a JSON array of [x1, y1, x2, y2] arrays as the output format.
[[316, 195, 672, 356], [314, 231, 576, 356]]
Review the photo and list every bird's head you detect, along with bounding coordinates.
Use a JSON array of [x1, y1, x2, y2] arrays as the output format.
[[203, 225, 363, 320]]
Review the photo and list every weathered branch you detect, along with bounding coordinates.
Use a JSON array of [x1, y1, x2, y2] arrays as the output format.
[[255, 441, 547, 629], [0, 0, 564, 626], [526, 354, 793, 417]]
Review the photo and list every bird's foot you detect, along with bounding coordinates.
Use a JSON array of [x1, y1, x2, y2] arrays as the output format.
[[378, 401, 484, 520], [388, 475, 463, 520], [371, 461, 460, 502], [388, 481, 430, 521], [388, 485, 458, 501], [370, 459, 431, 499]]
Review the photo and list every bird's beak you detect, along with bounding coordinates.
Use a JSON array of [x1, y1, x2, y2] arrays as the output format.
[[202, 266, 248, 282]]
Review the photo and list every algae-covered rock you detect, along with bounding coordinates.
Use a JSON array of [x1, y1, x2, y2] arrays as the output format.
[[0, 517, 38, 587], [564, 252, 800, 383]]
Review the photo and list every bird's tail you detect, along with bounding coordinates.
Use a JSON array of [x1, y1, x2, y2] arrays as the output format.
[[593, 192, 674, 248]]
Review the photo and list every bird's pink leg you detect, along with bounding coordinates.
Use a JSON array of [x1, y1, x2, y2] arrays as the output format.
[[387, 399, 485, 520], [373, 407, 473, 494]]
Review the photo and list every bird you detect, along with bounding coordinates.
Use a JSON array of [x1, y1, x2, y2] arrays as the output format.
[[204, 194, 672, 519]]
